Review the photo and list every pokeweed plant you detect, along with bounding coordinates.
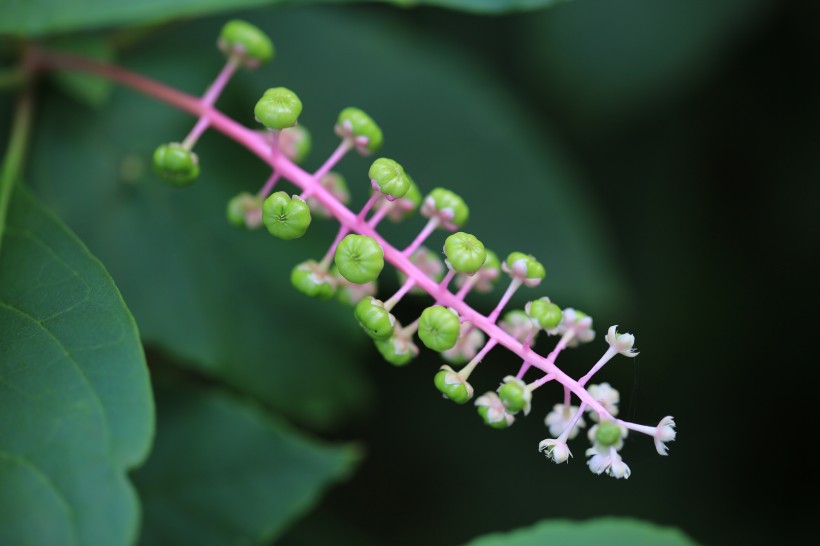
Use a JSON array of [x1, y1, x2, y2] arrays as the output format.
[[13, 19, 677, 480]]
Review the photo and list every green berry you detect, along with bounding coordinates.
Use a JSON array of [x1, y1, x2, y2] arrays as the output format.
[[433, 365, 473, 404], [280, 125, 311, 164], [226, 192, 263, 228], [336, 107, 383, 154], [424, 188, 469, 227], [354, 297, 394, 341], [262, 192, 311, 240], [483, 249, 501, 274], [382, 175, 422, 222], [218, 20, 274, 68], [335, 234, 384, 284], [505, 252, 546, 281], [152, 143, 199, 186], [291, 260, 336, 299], [418, 306, 461, 352], [255, 87, 303, 130], [595, 421, 622, 446], [375, 336, 416, 366], [497, 376, 531, 415], [369, 158, 410, 199], [526, 298, 562, 330], [444, 232, 487, 274]]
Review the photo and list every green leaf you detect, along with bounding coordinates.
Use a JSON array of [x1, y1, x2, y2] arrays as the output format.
[[463, 518, 699, 546], [0, 188, 154, 546], [133, 378, 359, 546], [0, 0, 566, 37]]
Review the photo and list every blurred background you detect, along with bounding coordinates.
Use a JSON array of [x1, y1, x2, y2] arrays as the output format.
[[7, 0, 818, 544]]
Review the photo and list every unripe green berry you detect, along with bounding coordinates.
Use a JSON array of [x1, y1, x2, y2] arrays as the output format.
[[354, 297, 394, 340], [262, 192, 311, 240], [375, 336, 416, 366], [152, 143, 199, 186], [434, 365, 474, 404], [218, 20, 274, 68], [475, 392, 515, 429], [423, 188, 469, 227], [444, 232, 487, 274], [369, 158, 410, 199], [418, 306, 461, 352], [335, 234, 384, 284], [291, 260, 336, 300], [336, 107, 383, 154], [505, 252, 546, 281], [226, 192, 263, 228], [380, 175, 422, 222], [595, 421, 622, 446], [483, 249, 501, 274], [255, 87, 303, 130], [280, 125, 311, 164], [526, 297, 562, 330], [497, 376, 531, 415]]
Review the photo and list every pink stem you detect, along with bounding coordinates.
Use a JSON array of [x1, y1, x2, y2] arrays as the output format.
[[402, 217, 439, 257], [357, 191, 381, 221], [527, 372, 555, 391], [367, 204, 390, 229], [33, 50, 614, 418], [557, 403, 587, 443], [319, 225, 350, 270], [257, 171, 281, 198], [487, 278, 522, 323], [438, 269, 456, 292], [181, 57, 238, 149], [578, 347, 618, 387], [313, 139, 352, 183], [455, 274, 479, 300], [456, 338, 498, 380], [384, 276, 416, 311]]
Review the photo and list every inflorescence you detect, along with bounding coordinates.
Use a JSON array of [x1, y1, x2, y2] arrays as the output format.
[[40, 20, 677, 479]]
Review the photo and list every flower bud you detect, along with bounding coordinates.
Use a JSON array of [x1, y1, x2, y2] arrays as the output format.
[[421, 188, 469, 228], [433, 365, 474, 404], [255, 87, 303, 130], [442, 323, 484, 365], [218, 20, 274, 68], [290, 260, 336, 299], [335, 234, 384, 284], [354, 297, 395, 341], [379, 176, 422, 222], [226, 192, 263, 229], [504, 252, 546, 285], [499, 310, 535, 343], [525, 297, 562, 330], [497, 376, 532, 415], [280, 125, 311, 164], [418, 306, 461, 352], [444, 232, 486, 274], [152, 143, 199, 186], [369, 158, 410, 199], [262, 191, 311, 240], [335, 107, 383, 155]]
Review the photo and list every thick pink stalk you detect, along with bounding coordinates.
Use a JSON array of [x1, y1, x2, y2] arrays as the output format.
[[182, 57, 238, 149], [31, 50, 613, 418], [257, 171, 281, 198], [402, 217, 439, 257]]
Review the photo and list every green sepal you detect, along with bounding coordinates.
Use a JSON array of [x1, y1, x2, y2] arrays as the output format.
[[262, 191, 311, 240], [336, 107, 383, 154], [444, 232, 487, 274], [218, 19, 274, 68], [425, 188, 469, 227], [369, 158, 410, 199], [433, 365, 473, 404], [526, 297, 563, 330], [152, 143, 199, 186], [255, 87, 303, 130], [354, 297, 394, 341], [595, 421, 622, 446], [291, 260, 336, 300], [335, 234, 384, 284], [418, 306, 460, 352]]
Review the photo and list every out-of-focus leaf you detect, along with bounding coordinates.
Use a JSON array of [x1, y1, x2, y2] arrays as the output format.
[[134, 379, 359, 546], [518, 0, 772, 127], [0, 188, 154, 546], [0, 0, 566, 37], [463, 518, 699, 546], [28, 6, 625, 430], [47, 34, 116, 107]]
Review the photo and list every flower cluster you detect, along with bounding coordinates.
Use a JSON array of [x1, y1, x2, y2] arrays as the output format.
[[148, 20, 676, 479]]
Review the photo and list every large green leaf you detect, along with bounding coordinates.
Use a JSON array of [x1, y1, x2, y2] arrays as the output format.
[[28, 6, 625, 429], [463, 518, 699, 546], [0, 188, 154, 546], [0, 0, 566, 37], [134, 378, 359, 546]]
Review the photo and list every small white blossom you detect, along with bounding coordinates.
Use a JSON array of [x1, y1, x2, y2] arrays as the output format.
[[605, 325, 638, 357], [587, 421, 628, 451], [538, 439, 572, 464], [442, 323, 485, 365], [587, 383, 620, 421], [654, 416, 677, 456], [500, 310, 535, 344], [544, 404, 586, 439], [475, 392, 515, 427], [586, 445, 631, 479], [550, 308, 595, 347]]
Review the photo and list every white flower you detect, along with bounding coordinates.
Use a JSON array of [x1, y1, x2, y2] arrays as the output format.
[[587, 383, 620, 421], [606, 325, 638, 357], [586, 445, 631, 479], [538, 439, 572, 464], [550, 308, 595, 347], [475, 392, 515, 427], [442, 323, 485, 365], [587, 421, 628, 451], [499, 310, 535, 344], [544, 404, 586, 439], [654, 416, 676, 456]]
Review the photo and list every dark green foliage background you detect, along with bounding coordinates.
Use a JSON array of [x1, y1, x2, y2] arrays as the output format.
[[2, 0, 816, 544]]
